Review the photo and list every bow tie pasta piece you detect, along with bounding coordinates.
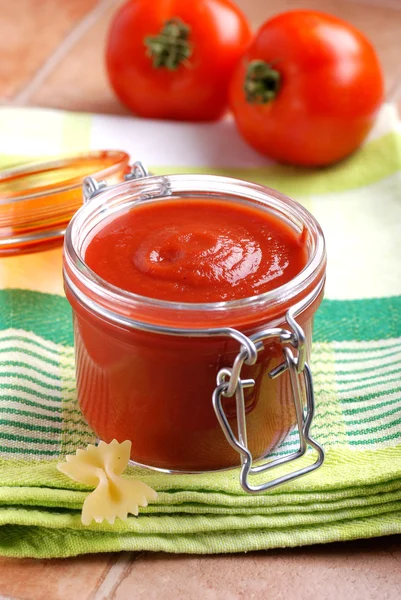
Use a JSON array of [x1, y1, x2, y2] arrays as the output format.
[[57, 439, 157, 525]]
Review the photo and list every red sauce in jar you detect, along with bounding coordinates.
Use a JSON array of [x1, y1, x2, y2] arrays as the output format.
[[71, 197, 315, 471], [84, 198, 307, 302]]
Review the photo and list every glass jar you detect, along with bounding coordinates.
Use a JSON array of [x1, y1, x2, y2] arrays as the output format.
[[63, 170, 327, 493]]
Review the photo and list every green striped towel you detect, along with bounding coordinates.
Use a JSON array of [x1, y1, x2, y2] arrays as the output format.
[[0, 105, 400, 558]]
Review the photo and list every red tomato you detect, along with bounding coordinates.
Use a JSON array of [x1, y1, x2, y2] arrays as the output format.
[[229, 10, 384, 166], [106, 0, 252, 122]]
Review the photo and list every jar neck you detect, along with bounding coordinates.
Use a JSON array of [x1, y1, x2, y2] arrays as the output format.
[[63, 174, 326, 332]]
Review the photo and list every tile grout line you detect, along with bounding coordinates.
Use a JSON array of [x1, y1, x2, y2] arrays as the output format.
[[86, 554, 121, 600], [387, 73, 401, 104], [12, 0, 116, 106], [90, 552, 142, 600]]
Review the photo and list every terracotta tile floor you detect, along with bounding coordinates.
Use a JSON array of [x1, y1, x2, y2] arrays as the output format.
[[0, 0, 99, 101], [1, 0, 401, 598]]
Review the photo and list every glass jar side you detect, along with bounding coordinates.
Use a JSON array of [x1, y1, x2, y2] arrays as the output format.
[[66, 282, 323, 471]]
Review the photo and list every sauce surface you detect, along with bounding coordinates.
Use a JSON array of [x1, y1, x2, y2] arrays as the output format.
[[84, 198, 307, 303]]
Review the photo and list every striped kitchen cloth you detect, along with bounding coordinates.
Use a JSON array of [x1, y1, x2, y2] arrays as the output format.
[[0, 104, 400, 558]]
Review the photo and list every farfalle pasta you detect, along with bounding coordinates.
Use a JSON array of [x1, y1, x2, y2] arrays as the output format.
[[57, 439, 157, 525]]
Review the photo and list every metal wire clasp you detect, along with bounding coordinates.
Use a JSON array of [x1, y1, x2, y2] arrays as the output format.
[[212, 307, 324, 494], [83, 161, 150, 203]]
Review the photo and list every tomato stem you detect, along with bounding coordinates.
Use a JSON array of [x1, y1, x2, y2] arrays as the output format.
[[244, 60, 281, 104], [144, 18, 193, 70]]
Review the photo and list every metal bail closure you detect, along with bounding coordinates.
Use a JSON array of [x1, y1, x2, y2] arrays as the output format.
[[83, 160, 150, 203], [212, 308, 324, 494]]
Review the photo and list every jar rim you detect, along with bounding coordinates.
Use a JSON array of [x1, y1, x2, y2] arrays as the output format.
[[64, 174, 326, 329]]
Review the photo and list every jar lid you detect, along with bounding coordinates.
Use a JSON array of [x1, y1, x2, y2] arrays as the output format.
[[0, 150, 130, 256]]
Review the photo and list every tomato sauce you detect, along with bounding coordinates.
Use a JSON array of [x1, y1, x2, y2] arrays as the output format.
[[84, 198, 307, 303], [70, 196, 318, 471]]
